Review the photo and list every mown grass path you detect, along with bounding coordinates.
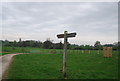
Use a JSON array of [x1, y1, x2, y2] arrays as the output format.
[[0, 53, 30, 80]]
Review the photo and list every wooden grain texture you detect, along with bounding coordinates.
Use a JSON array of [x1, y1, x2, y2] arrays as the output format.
[[103, 47, 112, 58], [63, 31, 67, 79], [57, 32, 76, 38], [57, 31, 77, 79]]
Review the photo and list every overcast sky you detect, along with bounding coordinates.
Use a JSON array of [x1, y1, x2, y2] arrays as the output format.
[[1, 2, 118, 45]]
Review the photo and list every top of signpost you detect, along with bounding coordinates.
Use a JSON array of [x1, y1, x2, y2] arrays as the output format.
[[57, 31, 77, 38]]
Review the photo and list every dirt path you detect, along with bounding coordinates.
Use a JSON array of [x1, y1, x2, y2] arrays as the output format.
[[0, 53, 29, 80]]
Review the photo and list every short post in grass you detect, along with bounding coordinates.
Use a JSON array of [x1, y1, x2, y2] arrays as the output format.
[[109, 47, 112, 57], [82, 50, 84, 54], [57, 31, 76, 79], [77, 50, 79, 54], [89, 50, 91, 54], [103, 47, 107, 57], [97, 50, 99, 54], [22, 47, 25, 53]]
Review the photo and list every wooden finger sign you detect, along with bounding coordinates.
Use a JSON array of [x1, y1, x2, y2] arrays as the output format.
[[57, 31, 77, 79]]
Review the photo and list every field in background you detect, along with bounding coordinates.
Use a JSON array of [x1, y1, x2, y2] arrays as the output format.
[[2, 46, 114, 55], [2, 46, 62, 54], [2, 46, 118, 79], [0, 52, 11, 56]]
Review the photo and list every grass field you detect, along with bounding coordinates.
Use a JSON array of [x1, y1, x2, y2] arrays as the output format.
[[5, 47, 118, 79], [0, 52, 12, 56], [2, 46, 64, 54]]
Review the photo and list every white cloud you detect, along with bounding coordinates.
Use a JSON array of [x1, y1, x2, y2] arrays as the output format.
[[1, 2, 118, 45]]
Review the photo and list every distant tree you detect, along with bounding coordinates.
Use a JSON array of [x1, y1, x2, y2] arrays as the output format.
[[32, 41, 42, 47], [113, 42, 119, 50], [118, 41, 120, 51], [4, 40, 11, 46], [37, 41, 43, 48], [69, 44, 78, 50], [13, 40, 17, 46], [94, 41, 101, 47], [43, 38, 53, 49], [54, 41, 63, 49], [79, 45, 85, 50], [103, 44, 113, 47], [18, 38, 22, 47], [67, 42, 71, 49], [2, 39, 118, 51], [94, 41, 102, 50], [59, 41, 63, 49], [84, 45, 92, 50], [13, 40, 17, 49], [21, 41, 26, 47]]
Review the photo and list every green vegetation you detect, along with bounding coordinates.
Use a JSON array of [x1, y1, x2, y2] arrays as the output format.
[[7, 48, 118, 79], [2, 46, 118, 79], [1, 53, 10, 55], [2, 46, 30, 54], [0, 52, 11, 56], [1, 39, 119, 50], [2, 46, 63, 55]]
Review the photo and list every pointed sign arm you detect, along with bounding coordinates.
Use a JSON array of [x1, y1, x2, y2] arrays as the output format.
[[57, 32, 77, 38]]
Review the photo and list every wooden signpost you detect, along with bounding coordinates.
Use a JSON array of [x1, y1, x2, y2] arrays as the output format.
[[57, 31, 77, 79]]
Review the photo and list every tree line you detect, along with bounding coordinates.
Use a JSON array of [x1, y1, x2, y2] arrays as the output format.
[[0, 38, 119, 50]]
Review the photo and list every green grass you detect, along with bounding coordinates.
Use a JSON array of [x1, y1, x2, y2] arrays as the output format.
[[2, 46, 63, 55], [8, 50, 118, 79], [8, 54, 63, 79], [2, 47, 30, 54], [0, 52, 11, 56], [1, 53, 10, 55]]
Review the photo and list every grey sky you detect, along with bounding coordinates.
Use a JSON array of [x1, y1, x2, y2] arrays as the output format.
[[1, 2, 118, 45]]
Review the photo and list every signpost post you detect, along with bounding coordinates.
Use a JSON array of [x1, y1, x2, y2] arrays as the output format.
[[57, 31, 77, 79]]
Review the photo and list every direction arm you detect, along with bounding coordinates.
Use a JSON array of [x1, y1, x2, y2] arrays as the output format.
[[57, 32, 76, 38]]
